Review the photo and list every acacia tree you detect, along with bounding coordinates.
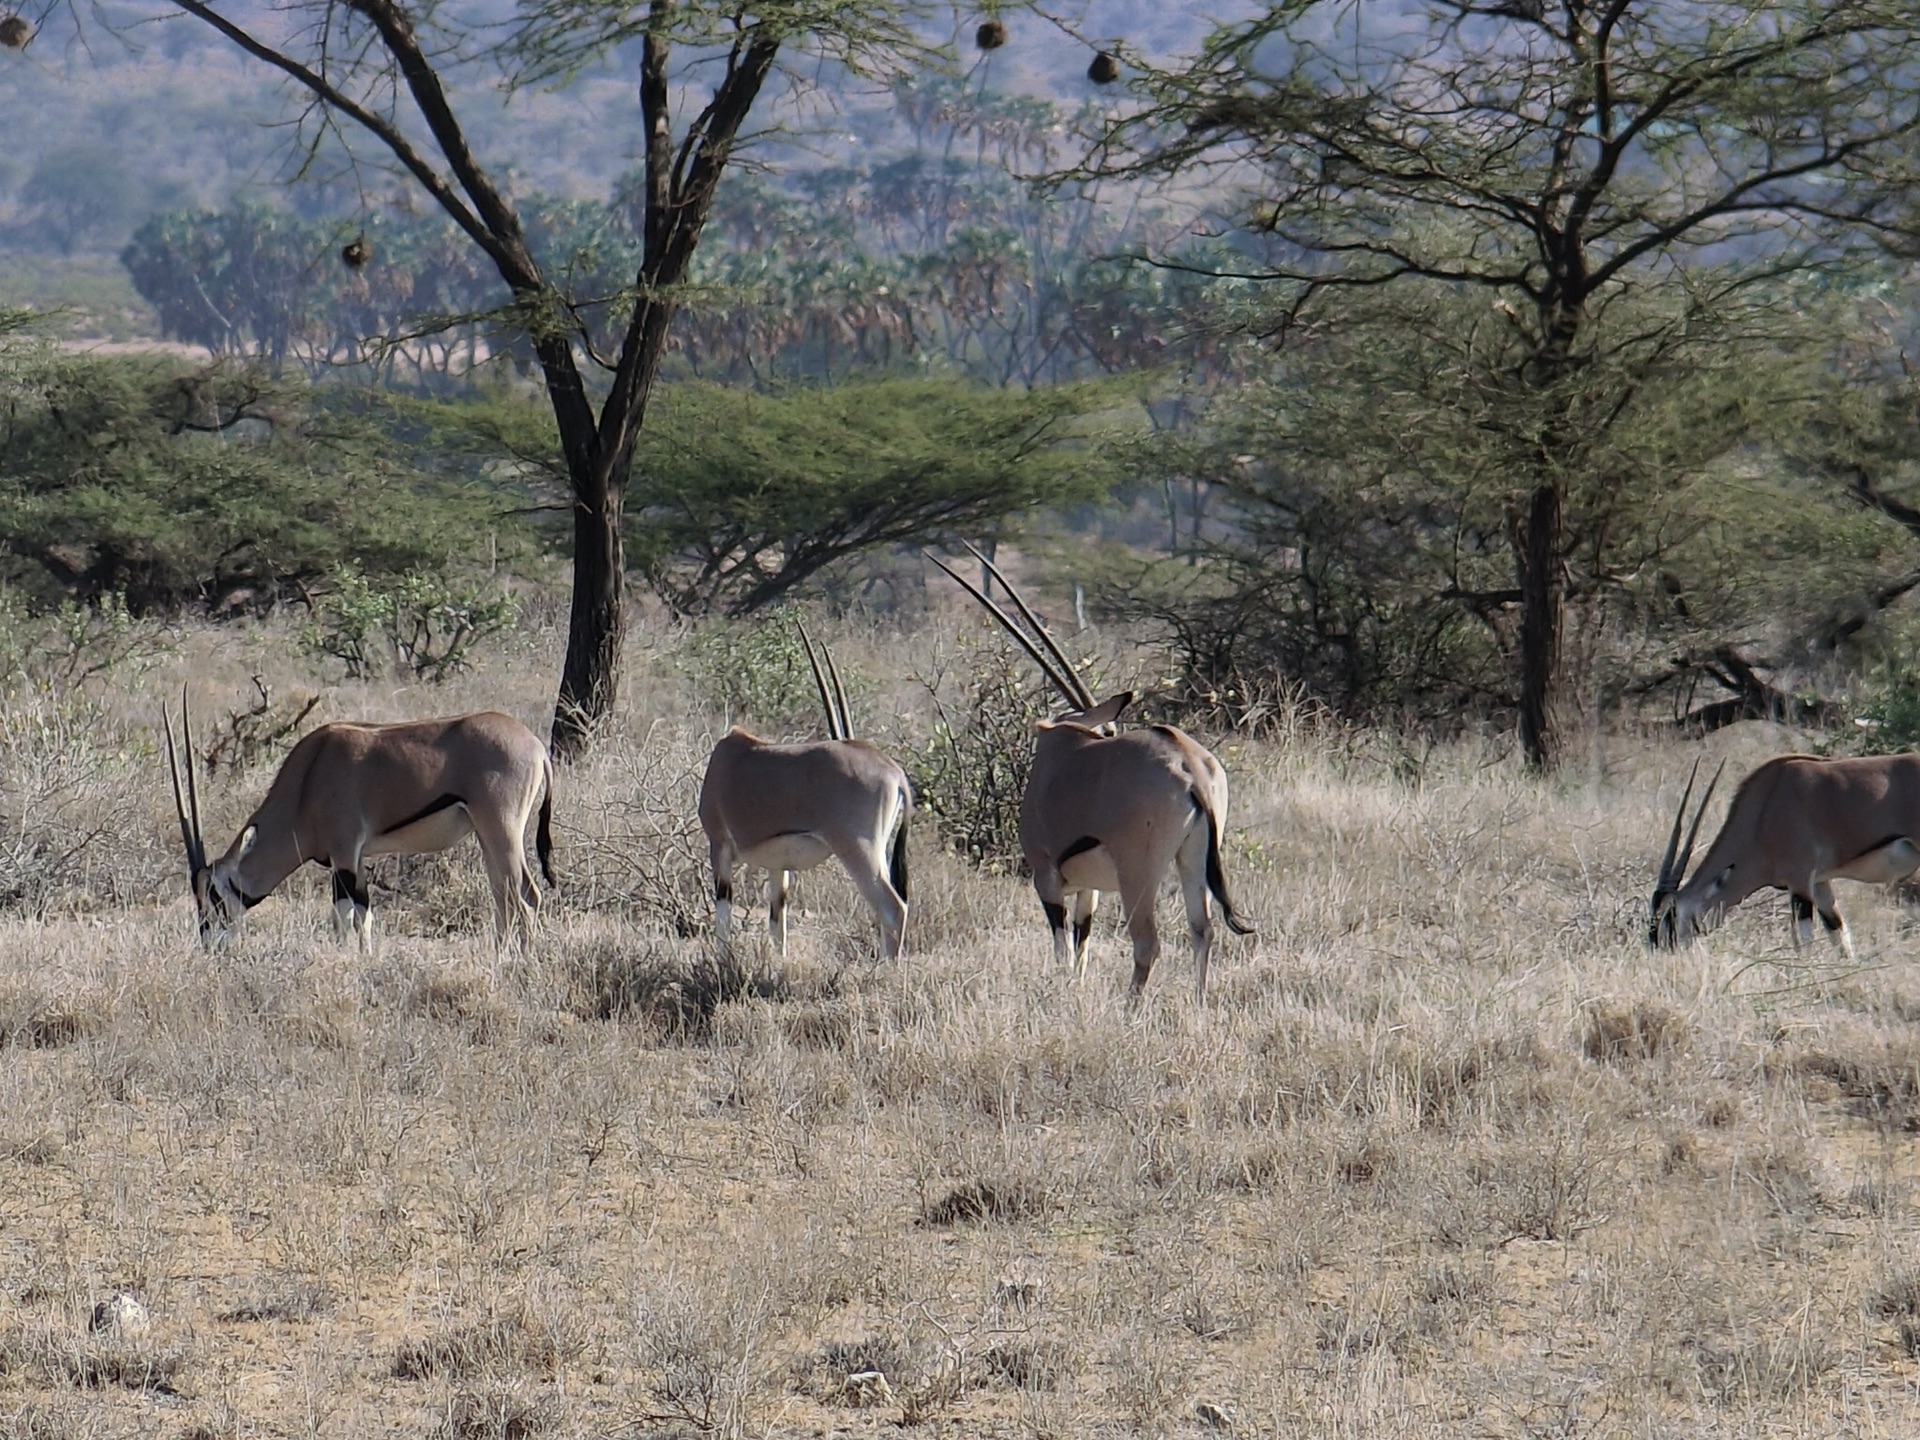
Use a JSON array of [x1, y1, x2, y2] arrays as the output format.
[[1079, 0, 1920, 768], [152, 0, 944, 757]]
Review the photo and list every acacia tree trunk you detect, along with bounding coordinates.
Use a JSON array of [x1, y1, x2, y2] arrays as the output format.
[[1515, 480, 1563, 771]]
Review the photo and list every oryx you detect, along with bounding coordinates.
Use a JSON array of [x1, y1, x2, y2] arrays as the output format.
[[164, 698, 554, 948], [697, 626, 913, 958], [931, 545, 1254, 1000], [1650, 753, 1920, 954]]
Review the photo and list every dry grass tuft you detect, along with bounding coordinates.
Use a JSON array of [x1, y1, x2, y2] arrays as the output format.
[[559, 934, 788, 1036], [916, 1176, 1051, 1226], [215, 1283, 333, 1324], [980, 1338, 1077, 1391], [441, 1384, 568, 1440], [0, 988, 104, 1049], [393, 1307, 583, 1383], [1582, 998, 1688, 1062], [0, 1324, 189, 1394]]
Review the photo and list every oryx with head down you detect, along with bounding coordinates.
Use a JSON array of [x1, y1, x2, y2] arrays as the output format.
[[1650, 754, 1920, 954], [931, 545, 1254, 1000], [697, 627, 913, 958], [165, 699, 554, 948]]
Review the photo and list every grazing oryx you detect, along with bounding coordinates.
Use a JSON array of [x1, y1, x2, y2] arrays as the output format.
[[931, 545, 1254, 1000], [164, 699, 554, 949], [697, 626, 913, 958], [1650, 754, 1920, 955]]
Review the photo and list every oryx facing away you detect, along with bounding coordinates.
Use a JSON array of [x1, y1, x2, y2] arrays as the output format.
[[165, 699, 554, 948], [697, 627, 913, 958], [931, 545, 1254, 1000], [1650, 753, 1920, 955]]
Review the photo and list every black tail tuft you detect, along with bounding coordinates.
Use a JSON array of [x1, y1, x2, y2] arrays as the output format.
[[1199, 794, 1254, 936], [890, 797, 910, 902], [536, 779, 556, 886]]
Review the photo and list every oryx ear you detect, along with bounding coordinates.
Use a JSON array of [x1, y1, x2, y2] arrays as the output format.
[[236, 825, 258, 860], [1075, 692, 1133, 728]]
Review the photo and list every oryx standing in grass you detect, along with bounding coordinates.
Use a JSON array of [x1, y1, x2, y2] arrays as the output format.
[[931, 545, 1254, 1000], [697, 627, 913, 958], [165, 698, 554, 949], [1650, 754, 1920, 955]]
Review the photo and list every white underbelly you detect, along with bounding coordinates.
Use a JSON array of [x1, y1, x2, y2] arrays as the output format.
[[740, 833, 834, 874], [1060, 845, 1119, 893], [366, 806, 473, 857]]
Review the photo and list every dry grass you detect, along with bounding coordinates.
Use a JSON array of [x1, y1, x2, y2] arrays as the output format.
[[5, 606, 1920, 1435]]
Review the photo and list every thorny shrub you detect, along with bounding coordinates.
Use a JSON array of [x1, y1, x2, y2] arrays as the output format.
[[300, 565, 516, 684]]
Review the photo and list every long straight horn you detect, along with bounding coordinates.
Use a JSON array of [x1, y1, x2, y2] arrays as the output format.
[[926, 551, 1083, 709], [181, 687, 205, 865], [823, 641, 852, 741], [1655, 759, 1700, 892], [1673, 758, 1726, 889], [796, 622, 846, 742], [163, 706, 204, 875], [959, 540, 1097, 711]]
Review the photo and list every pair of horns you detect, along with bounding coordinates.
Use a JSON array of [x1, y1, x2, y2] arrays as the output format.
[[1656, 757, 1725, 894], [798, 622, 851, 742], [163, 688, 207, 878], [927, 542, 1096, 713]]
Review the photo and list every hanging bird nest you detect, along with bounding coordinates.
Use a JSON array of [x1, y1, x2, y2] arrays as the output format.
[[340, 234, 370, 269], [975, 19, 1007, 51], [1088, 50, 1121, 85], [0, 15, 33, 49]]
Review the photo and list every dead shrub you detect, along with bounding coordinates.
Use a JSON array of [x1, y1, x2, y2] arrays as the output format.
[[917, 1176, 1051, 1227], [981, 1338, 1076, 1391], [393, 1307, 583, 1383], [1582, 999, 1687, 1062], [215, 1284, 333, 1324], [1783, 1035, 1920, 1129], [781, 1001, 857, 1052], [1868, 1269, 1920, 1320], [441, 1384, 566, 1440], [0, 1132, 62, 1165]]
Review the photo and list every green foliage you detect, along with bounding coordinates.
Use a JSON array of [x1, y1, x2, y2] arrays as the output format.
[[0, 590, 174, 693], [0, 345, 514, 611], [675, 615, 850, 732], [299, 566, 518, 684], [630, 377, 1122, 615], [904, 639, 1051, 870]]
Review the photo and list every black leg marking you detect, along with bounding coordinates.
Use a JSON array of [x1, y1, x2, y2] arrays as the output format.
[[1042, 901, 1067, 932], [1820, 908, 1844, 933], [1072, 915, 1093, 952], [715, 879, 733, 903], [332, 869, 370, 908], [1791, 894, 1812, 924]]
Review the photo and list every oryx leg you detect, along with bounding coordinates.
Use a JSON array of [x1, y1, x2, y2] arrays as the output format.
[[1069, 890, 1098, 977], [833, 841, 907, 960], [709, 835, 740, 949], [769, 870, 792, 955], [1115, 857, 1170, 1000], [1812, 880, 1854, 959], [1790, 893, 1815, 950], [1033, 863, 1073, 967], [331, 867, 373, 951], [472, 811, 540, 945], [1175, 818, 1216, 1002]]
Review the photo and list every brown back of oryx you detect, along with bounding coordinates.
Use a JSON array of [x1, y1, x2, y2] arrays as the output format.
[[1696, 752, 1920, 890], [233, 712, 546, 864], [1021, 723, 1220, 856], [699, 729, 906, 849]]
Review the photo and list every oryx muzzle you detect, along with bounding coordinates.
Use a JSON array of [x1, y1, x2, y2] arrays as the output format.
[[930, 543, 1254, 1000], [697, 624, 913, 959], [163, 695, 555, 948], [1650, 751, 1920, 954]]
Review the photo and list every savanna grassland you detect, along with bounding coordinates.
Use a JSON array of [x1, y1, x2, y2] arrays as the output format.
[[5, 602, 1920, 1440]]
